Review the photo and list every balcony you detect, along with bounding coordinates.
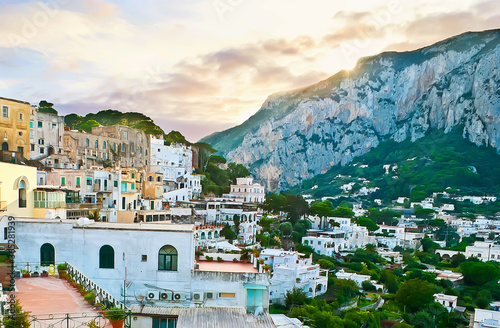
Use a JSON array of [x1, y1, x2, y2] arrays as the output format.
[[0, 201, 6, 211]]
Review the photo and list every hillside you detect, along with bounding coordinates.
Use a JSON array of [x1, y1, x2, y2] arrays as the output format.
[[287, 127, 500, 200], [201, 29, 500, 191]]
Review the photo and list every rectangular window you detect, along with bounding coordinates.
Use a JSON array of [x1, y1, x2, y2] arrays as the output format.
[[114, 180, 118, 187], [30, 130, 34, 139], [131, 183, 135, 190], [38, 139, 44, 145], [39, 147, 44, 154], [52, 123, 56, 130], [17, 146, 23, 153], [121, 182, 127, 192], [152, 318, 177, 328], [219, 292, 236, 298], [87, 177, 92, 186], [4, 227, 7, 240], [18, 113, 23, 121], [1, 105, 9, 118], [30, 144, 35, 151], [122, 197, 125, 210], [38, 121, 43, 128], [142, 255, 147, 262], [76, 177, 81, 187]]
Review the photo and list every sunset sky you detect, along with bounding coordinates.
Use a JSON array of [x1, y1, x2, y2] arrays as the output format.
[[0, 0, 499, 141]]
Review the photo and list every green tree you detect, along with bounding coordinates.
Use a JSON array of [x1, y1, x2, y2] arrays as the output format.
[[193, 142, 217, 171], [420, 238, 440, 252], [208, 154, 227, 165], [2, 300, 30, 328], [396, 279, 435, 313], [317, 259, 334, 269], [310, 201, 334, 229], [220, 223, 236, 241], [284, 287, 307, 309], [362, 280, 376, 292], [357, 218, 379, 232], [331, 206, 354, 218], [279, 222, 293, 236], [262, 193, 287, 214], [227, 162, 250, 184], [460, 261, 500, 286], [285, 193, 310, 224]]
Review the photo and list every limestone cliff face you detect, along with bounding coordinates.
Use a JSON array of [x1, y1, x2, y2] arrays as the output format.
[[202, 30, 500, 191]]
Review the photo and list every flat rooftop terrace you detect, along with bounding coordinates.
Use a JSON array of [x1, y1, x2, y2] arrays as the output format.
[[15, 276, 112, 327]]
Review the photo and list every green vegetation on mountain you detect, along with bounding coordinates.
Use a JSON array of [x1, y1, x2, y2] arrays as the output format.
[[288, 127, 500, 201], [64, 109, 166, 137]]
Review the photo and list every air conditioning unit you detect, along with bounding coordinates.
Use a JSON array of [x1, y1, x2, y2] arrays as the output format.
[[160, 291, 172, 301], [147, 291, 158, 300], [205, 291, 216, 300], [192, 292, 203, 302], [173, 292, 185, 301]]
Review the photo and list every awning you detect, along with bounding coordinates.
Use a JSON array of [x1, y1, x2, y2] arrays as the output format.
[[244, 284, 267, 290]]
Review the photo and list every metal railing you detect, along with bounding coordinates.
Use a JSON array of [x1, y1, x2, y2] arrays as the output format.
[[66, 263, 127, 310], [27, 312, 113, 328]]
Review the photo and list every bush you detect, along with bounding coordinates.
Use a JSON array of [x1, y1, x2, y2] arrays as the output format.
[[2, 300, 30, 328], [57, 263, 67, 270], [217, 257, 223, 262], [205, 256, 213, 261], [284, 287, 307, 309], [104, 307, 128, 321], [362, 280, 377, 292]]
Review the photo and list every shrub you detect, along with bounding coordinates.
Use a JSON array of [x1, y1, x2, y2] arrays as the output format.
[[217, 257, 223, 262], [205, 256, 213, 261]]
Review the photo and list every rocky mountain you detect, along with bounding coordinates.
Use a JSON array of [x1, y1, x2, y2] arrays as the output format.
[[202, 29, 500, 191]]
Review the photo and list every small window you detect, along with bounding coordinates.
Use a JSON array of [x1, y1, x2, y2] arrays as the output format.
[[95, 140, 98, 148], [18, 113, 23, 121], [114, 180, 118, 187], [142, 255, 147, 262], [52, 123, 56, 130], [157, 176, 161, 182], [30, 121, 33, 128], [103, 141, 106, 149], [38, 121, 43, 128], [219, 292, 236, 298], [87, 177, 92, 185], [76, 177, 81, 187], [85, 138, 89, 147], [61, 177, 66, 186], [39, 147, 44, 154], [30, 144, 35, 151], [2, 106, 9, 118]]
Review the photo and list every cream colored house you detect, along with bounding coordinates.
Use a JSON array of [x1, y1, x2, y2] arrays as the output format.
[[0, 162, 36, 217]]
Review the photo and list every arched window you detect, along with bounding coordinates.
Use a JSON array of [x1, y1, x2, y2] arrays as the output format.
[[103, 141, 106, 149], [148, 176, 153, 182], [208, 231, 212, 239], [158, 245, 178, 271], [200, 232, 206, 240], [95, 140, 98, 148], [40, 243, 55, 266], [99, 245, 114, 269], [214, 231, 219, 238], [157, 176, 161, 182], [1, 142, 8, 150], [19, 180, 26, 208]]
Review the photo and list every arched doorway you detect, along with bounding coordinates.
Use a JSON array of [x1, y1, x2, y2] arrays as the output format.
[[1, 142, 7, 150], [18, 180, 26, 208], [40, 243, 55, 266]]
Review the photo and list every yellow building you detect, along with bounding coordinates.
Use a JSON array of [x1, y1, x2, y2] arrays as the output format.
[[0, 162, 36, 217], [0, 97, 31, 159]]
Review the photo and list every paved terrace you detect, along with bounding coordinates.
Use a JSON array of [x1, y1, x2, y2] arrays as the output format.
[[15, 276, 112, 327]]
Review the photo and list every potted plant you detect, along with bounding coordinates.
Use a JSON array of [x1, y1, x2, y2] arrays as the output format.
[[84, 291, 96, 306], [205, 256, 213, 262], [21, 269, 30, 278], [31, 271, 40, 277], [104, 307, 128, 328], [195, 250, 203, 261], [240, 249, 251, 263], [57, 263, 68, 279], [216, 257, 223, 262], [41, 270, 49, 277]]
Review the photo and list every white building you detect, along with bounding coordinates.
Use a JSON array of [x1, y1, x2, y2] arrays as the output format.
[[472, 309, 500, 328], [229, 177, 265, 204], [375, 225, 424, 250], [29, 105, 65, 162], [433, 293, 458, 312], [260, 249, 327, 304], [8, 218, 269, 312], [335, 269, 383, 291], [466, 242, 500, 262]]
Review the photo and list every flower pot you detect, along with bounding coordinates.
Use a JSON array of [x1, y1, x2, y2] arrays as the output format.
[[58, 270, 67, 279], [22, 273, 30, 278], [109, 319, 124, 328], [41, 272, 49, 277]]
